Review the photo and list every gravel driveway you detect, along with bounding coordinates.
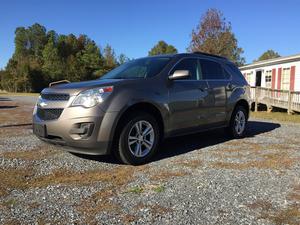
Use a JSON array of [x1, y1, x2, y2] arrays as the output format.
[[0, 96, 300, 225]]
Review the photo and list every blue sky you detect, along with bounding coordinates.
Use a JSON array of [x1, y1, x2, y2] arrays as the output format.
[[1, 0, 300, 69]]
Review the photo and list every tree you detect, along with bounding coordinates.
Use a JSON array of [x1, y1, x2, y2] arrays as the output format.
[[254, 50, 280, 62], [42, 39, 63, 81], [118, 53, 130, 65], [188, 8, 245, 66], [148, 40, 177, 56], [1, 23, 121, 92]]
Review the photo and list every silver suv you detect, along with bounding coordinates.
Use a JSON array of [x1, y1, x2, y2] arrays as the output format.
[[33, 52, 250, 165]]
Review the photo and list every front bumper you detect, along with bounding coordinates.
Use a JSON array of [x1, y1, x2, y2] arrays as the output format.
[[33, 105, 119, 155]]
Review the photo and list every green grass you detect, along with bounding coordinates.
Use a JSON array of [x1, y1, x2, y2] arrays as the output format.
[[126, 186, 144, 194], [153, 185, 165, 193], [250, 111, 300, 123]]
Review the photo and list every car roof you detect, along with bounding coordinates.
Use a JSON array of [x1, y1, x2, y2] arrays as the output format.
[[146, 52, 230, 63]]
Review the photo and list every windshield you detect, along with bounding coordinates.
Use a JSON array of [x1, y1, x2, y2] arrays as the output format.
[[100, 57, 171, 79]]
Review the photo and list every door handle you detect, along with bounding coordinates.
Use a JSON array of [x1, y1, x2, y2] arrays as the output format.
[[199, 87, 208, 92], [226, 84, 234, 91]]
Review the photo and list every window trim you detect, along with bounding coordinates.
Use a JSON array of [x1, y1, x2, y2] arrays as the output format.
[[168, 57, 232, 81]]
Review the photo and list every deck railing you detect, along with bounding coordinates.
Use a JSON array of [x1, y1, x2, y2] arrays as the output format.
[[250, 87, 300, 113]]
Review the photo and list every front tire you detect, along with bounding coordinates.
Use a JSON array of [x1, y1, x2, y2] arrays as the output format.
[[227, 106, 248, 138], [115, 112, 160, 165]]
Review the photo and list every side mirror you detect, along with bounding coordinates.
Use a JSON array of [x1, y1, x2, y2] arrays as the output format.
[[169, 70, 190, 80]]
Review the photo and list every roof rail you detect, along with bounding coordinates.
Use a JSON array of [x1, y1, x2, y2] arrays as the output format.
[[193, 51, 227, 60]]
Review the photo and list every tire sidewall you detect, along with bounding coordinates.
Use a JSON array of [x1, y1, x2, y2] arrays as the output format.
[[118, 113, 160, 165]]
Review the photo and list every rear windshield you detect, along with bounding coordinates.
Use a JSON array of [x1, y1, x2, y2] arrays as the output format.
[[100, 57, 171, 79]]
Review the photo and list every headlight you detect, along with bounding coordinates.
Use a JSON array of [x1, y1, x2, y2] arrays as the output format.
[[72, 86, 113, 108]]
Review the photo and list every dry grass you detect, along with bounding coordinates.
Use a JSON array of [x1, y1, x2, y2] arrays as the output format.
[[135, 203, 172, 217], [211, 152, 297, 170], [150, 170, 189, 181], [175, 159, 203, 169], [251, 111, 300, 123], [31, 166, 134, 188], [247, 200, 300, 225], [1, 148, 56, 161], [0, 166, 135, 198], [287, 184, 300, 202], [0, 168, 35, 197]]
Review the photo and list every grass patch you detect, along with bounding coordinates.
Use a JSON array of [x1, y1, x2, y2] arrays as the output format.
[[126, 186, 144, 194], [152, 185, 165, 193], [251, 111, 300, 123]]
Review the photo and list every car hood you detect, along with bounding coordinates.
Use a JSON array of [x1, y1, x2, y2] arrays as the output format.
[[41, 79, 123, 96]]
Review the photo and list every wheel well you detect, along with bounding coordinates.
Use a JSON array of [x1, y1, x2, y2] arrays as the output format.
[[235, 99, 250, 118], [113, 102, 164, 143]]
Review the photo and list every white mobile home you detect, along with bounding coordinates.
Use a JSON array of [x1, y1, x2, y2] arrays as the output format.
[[239, 54, 300, 91]]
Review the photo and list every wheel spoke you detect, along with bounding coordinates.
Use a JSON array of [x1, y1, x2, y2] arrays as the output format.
[[142, 141, 152, 149], [144, 139, 153, 147], [134, 143, 142, 156], [135, 123, 141, 134], [142, 126, 153, 136], [129, 139, 138, 145]]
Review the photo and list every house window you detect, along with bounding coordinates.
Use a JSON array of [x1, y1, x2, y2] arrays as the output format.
[[265, 70, 272, 88], [245, 72, 253, 84], [281, 68, 290, 90]]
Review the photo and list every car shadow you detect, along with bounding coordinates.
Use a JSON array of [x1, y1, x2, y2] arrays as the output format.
[[72, 120, 281, 164], [153, 121, 280, 161]]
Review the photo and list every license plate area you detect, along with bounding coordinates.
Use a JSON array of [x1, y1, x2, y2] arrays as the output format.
[[33, 124, 47, 138]]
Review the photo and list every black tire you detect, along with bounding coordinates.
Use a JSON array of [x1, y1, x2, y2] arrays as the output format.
[[226, 105, 248, 138], [115, 112, 160, 165]]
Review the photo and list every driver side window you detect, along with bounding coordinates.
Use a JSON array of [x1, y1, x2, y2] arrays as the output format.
[[170, 58, 201, 80]]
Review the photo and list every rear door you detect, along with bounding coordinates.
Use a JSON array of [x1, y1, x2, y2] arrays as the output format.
[[200, 58, 231, 125], [168, 58, 212, 133]]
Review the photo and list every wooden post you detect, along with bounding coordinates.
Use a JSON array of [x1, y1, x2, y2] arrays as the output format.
[[255, 87, 258, 112], [288, 90, 292, 115]]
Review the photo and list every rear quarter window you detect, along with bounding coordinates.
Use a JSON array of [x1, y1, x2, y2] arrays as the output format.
[[226, 63, 247, 83]]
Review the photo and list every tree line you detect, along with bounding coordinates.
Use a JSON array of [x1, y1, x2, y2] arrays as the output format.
[[0, 8, 280, 93]]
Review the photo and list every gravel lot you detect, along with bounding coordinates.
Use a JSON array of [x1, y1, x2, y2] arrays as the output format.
[[0, 96, 300, 225]]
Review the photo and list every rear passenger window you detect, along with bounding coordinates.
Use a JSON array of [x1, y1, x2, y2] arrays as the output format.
[[200, 59, 225, 80], [170, 58, 201, 80]]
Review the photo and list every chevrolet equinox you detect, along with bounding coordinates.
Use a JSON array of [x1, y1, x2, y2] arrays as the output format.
[[33, 52, 250, 165]]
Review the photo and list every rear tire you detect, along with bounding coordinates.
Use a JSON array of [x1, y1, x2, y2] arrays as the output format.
[[115, 112, 160, 165], [226, 105, 248, 138]]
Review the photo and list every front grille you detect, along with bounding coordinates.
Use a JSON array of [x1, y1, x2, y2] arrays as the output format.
[[37, 108, 63, 120], [41, 93, 70, 101]]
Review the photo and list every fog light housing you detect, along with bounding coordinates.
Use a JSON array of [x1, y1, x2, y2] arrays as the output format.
[[70, 122, 94, 139]]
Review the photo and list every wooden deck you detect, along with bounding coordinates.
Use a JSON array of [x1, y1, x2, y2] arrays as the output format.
[[250, 87, 300, 114]]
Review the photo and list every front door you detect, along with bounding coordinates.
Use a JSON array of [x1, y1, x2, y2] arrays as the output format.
[[256, 71, 262, 87]]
